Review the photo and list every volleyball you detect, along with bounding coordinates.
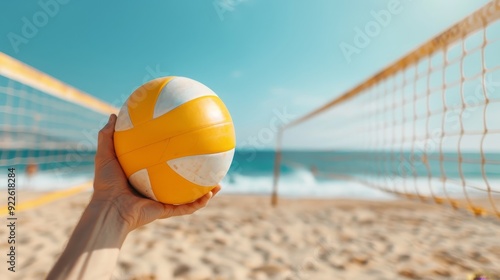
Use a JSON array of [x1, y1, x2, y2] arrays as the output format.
[[113, 77, 235, 204]]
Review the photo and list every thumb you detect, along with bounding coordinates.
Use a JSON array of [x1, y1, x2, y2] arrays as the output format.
[[96, 114, 118, 163]]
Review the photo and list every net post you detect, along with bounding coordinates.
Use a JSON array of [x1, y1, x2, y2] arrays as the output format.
[[271, 128, 284, 207]]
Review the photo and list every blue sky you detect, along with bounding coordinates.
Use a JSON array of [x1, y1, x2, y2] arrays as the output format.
[[0, 0, 491, 148]]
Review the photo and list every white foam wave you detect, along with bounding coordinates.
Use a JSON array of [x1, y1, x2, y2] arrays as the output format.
[[221, 167, 395, 200], [7, 170, 93, 191]]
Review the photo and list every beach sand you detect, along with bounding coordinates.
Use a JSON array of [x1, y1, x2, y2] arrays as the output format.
[[1, 191, 500, 280]]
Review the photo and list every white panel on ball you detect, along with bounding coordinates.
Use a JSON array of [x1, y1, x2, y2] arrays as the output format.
[[167, 149, 235, 187], [115, 103, 134, 132], [153, 77, 217, 118], [129, 169, 157, 200]]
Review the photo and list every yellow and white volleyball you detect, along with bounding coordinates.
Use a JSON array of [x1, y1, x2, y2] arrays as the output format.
[[113, 76, 235, 204]]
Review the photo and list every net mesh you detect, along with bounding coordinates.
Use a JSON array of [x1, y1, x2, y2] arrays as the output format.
[[0, 53, 116, 189], [274, 1, 500, 217]]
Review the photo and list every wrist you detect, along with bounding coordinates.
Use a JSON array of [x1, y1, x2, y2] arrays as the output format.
[[87, 198, 134, 235]]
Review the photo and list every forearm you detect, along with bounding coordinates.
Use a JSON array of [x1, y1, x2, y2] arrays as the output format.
[[46, 200, 130, 280]]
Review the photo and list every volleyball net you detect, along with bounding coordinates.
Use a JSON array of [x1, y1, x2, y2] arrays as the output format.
[[0, 52, 117, 188], [273, 1, 500, 218]]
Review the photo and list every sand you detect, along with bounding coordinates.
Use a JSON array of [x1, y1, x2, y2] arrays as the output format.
[[1, 191, 499, 280]]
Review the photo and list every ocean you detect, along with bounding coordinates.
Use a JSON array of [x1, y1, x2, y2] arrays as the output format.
[[4, 149, 500, 200]]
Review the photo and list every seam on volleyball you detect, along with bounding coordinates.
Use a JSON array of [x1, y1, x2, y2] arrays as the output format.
[[164, 147, 235, 163], [122, 95, 228, 129], [150, 76, 175, 120], [115, 121, 235, 158], [152, 81, 217, 120], [128, 77, 172, 126]]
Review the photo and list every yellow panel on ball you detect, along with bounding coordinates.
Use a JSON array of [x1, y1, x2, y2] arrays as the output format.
[[114, 76, 236, 204]]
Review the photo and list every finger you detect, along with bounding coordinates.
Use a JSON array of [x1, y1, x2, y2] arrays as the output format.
[[211, 185, 222, 197], [185, 192, 212, 214], [170, 191, 213, 217], [196, 191, 213, 207], [96, 114, 118, 162]]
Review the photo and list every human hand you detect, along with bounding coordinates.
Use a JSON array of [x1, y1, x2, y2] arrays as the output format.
[[91, 114, 220, 231]]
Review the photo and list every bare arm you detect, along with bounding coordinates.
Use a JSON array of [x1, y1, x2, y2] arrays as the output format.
[[46, 201, 128, 279], [47, 114, 220, 280]]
